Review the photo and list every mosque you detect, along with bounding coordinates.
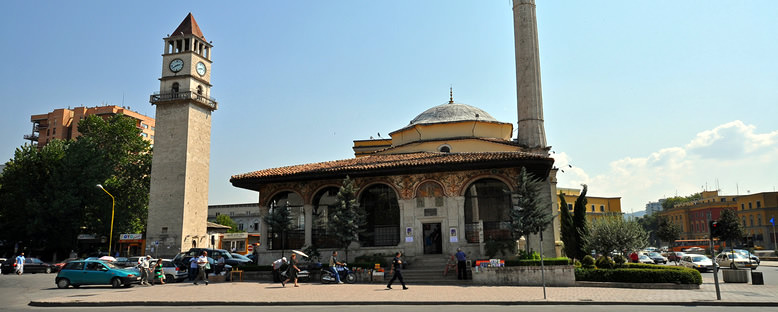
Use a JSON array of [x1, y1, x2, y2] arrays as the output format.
[[230, 0, 560, 263]]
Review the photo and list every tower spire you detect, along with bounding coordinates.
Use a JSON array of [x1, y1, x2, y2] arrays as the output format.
[[513, 0, 547, 148], [449, 86, 454, 104]]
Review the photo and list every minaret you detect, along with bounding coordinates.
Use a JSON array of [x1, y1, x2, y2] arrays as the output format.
[[513, 0, 547, 148], [146, 13, 217, 257]]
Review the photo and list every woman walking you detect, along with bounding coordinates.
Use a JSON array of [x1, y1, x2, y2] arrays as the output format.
[[153, 259, 165, 285], [282, 253, 300, 287]]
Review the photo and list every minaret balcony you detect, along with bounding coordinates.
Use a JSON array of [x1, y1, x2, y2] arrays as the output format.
[[150, 91, 218, 111]]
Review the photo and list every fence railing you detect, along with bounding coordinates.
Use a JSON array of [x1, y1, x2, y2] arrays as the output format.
[[150, 91, 218, 110]]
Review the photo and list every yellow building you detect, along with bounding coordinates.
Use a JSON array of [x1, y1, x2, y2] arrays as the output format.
[[659, 190, 778, 249], [556, 187, 622, 221], [26, 105, 155, 148]]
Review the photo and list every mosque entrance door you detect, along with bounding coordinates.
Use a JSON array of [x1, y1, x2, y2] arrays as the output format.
[[422, 223, 442, 254]]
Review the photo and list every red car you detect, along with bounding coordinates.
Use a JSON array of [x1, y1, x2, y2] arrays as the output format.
[[54, 258, 80, 271], [667, 251, 686, 262]]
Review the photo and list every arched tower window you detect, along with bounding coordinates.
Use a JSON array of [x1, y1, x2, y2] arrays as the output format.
[[197, 85, 203, 95], [171, 82, 179, 94], [266, 192, 304, 250], [464, 178, 511, 243], [312, 187, 340, 248], [359, 184, 400, 247], [438, 145, 451, 153]]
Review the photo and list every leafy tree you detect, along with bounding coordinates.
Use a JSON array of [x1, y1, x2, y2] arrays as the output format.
[[716, 208, 744, 249], [508, 167, 552, 253], [572, 185, 589, 260], [0, 114, 151, 260], [585, 216, 648, 256], [215, 214, 243, 233], [656, 216, 681, 247], [661, 193, 702, 210], [558, 193, 578, 259], [264, 200, 293, 256], [637, 213, 660, 246], [328, 176, 366, 261]]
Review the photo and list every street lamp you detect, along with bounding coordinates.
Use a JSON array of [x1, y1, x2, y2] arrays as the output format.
[[96, 184, 115, 256]]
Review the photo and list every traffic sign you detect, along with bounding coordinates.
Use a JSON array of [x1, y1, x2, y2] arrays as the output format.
[[771, 217, 775, 225], [247, 244, 254, 252]]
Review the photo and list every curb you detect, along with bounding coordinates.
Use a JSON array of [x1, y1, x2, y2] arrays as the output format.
[[28, 300, 778, 307]]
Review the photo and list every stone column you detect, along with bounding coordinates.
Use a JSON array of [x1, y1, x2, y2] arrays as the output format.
[[513, 0, 547, 148], [304, 204, 313, 247]]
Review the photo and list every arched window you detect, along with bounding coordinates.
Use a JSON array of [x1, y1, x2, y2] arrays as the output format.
[[312, 187, 340, 248], [171, 82, 179, 94], [464, 178, 511, 243], [359, 184, 400, 247], [438, 145, 451, 153], [266, 192, 304, 250], [197, 85, 203, 95]]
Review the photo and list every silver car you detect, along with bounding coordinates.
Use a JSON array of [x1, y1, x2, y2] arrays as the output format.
[[679, 255, 714, 272], [715, 253, 758, 270]]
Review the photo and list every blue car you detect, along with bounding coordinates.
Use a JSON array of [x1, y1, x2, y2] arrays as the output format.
[[55, 260, 141, 288]]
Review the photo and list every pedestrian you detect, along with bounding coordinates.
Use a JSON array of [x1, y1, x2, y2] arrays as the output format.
[[386, 251, 408, 290], [138, 255, 151, 285], [252, 244, 260, 265], [272, 257, 287, 283], [152, 259, 165, 285], [281, 253, 300, 287], [630, 251, 639, 263], [15, 252, 25, 275], [194, 251, 209, 285], [189, 255, 198, 281], [455, 248, 467, 280], [329, 251, 344, 284]]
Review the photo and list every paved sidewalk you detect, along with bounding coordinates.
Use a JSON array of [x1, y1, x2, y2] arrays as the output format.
[[29, 280, 778, 307]]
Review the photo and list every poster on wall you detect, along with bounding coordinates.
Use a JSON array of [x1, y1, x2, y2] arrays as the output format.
[[449, 227, 458, 243], [405, 227, 413, 242]]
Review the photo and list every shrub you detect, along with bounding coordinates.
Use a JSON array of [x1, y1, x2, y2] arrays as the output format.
[[504, 257, 570, 266], [581, 255, 595, 269], [517, 250, 541, 260], [573, 260, 582, 268], [575, 267, 702, 285], [613, 254, 626, 266], [595, 256, 614, 269]]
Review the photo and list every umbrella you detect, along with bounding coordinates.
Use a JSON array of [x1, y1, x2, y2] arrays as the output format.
[[292, 250, 309, 258], [99, 256, 117, 262]]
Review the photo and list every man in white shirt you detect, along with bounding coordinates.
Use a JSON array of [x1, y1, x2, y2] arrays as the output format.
[[194, 251, 209, 285], [271, 257, 287, 283], [15, 252, 25, 275], [138, 256, 151, 285]]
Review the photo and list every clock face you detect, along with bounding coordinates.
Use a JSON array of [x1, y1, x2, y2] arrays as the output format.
[[169, 59, 184, 73], [196, 62, 207, 76]]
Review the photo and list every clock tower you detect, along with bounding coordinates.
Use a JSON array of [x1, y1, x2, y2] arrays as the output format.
[[147, 13, 217, 257]]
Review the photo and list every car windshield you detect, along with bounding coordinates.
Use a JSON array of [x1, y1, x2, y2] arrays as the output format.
[[649, 252, 661, 257], [692, 256, 708, 262], [103, 261, 119, 269]]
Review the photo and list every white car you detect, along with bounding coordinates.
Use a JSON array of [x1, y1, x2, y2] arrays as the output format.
[[679, 255, 714, 272], [715, 252, 758, 270], [638, 254, 654, 264]]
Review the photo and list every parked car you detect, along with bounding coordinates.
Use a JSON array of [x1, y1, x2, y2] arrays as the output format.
[[55, 260, 141, 288], [1, 257, 58, 274], [638, 254, 654, 264], [683, 247, 705, 253], [715, 252, 758, 270], [648, 252, 668, 264], [667, 251, 687, 262], [721, 249, 760, 265], [174, 248, 251, 268], [679, 255, 714, 272], [54, 258, 80, 271]]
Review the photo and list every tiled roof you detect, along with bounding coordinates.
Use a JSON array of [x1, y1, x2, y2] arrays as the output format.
[[231, 151, 551, 186], [172, 13, 205, 40]]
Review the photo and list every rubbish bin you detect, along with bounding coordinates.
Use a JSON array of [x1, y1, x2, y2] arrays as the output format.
[[751, 271, 764, 285]]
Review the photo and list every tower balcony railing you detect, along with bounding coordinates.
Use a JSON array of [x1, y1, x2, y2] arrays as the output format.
[[150, 91, 218, 110], [23, 134, 39, 141]]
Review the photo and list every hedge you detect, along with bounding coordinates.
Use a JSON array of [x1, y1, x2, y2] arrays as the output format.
[[504, 257, 570, 267], [575, 267, 702, 285]]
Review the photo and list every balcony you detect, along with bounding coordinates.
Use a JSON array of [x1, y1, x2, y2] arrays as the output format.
[[150, 91, 218, 111], [23, 134, 38, 141]]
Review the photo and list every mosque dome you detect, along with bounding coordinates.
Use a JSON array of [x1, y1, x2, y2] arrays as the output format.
[[409, 102, 498, 126]]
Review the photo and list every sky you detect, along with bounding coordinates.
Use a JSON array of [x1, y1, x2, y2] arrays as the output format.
[[1, 0, 777, 213]]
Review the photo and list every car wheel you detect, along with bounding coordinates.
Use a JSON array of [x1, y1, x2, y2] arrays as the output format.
[[166, 274, 175, 282], [45, 267, 52, 274], [730, 263, 736, 269], [111, 277, 122, 288], [56, 278, 70, 289]]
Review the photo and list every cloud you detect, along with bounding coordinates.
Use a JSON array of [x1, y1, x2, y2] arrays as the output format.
[[554, 120, 778, 213]]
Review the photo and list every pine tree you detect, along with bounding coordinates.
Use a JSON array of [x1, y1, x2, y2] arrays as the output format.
[[327, 176, 366, 261], [572, 185, 589, 260], [558, 193, 578, 259], [509, 167, 552, 253]]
